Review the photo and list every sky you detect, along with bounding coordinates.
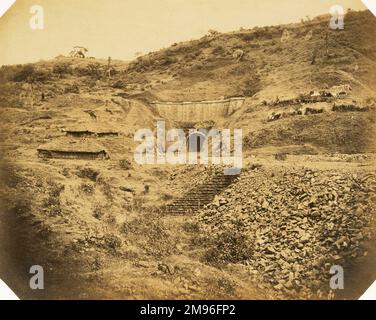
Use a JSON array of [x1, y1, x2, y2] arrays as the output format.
[[0, 0, 368, 66]]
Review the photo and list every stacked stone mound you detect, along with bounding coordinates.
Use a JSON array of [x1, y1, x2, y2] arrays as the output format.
[[164, 171, 237, 214], [197, 166, 375, 294]]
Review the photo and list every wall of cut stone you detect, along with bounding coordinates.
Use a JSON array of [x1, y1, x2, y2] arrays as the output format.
[[151, 97, 245, 122]]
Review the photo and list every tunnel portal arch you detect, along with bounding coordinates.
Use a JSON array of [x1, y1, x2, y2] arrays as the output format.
[[188, 131, 207, 153]]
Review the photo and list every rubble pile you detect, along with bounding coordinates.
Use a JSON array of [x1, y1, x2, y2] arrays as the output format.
[[197, 166, 375, 293]]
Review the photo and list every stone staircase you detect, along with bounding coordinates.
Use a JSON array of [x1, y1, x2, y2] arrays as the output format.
[[163, 173, 238, 214]]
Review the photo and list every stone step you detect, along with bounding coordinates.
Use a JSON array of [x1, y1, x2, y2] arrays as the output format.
[[162, 172, 237, 214]]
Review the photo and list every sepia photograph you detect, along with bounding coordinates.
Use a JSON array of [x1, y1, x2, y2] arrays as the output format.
[[0, 0, 375, 305]]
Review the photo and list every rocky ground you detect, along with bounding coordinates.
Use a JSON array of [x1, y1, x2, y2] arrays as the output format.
[[0, 10, 375, 300], [195, 161, 376, 298]]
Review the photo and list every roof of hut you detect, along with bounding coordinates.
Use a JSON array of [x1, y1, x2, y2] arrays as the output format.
[[37, 137, 107, 153], [62, 122, 118, 134]]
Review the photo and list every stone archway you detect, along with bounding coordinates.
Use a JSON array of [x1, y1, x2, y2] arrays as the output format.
[[188, 131, 207, 153]]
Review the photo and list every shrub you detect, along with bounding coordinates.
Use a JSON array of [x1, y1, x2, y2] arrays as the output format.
[[119, 159, 132, 170], [43, 182, 65, 216], [86, 63, 102, 78], [77, 167, 99, 181], [274, 153, 287, 161], [203, 230, 254, 265], [53, 62, 72, 78], [81, 183, 95, 195], [208, 29, 220, 36], [12, 64, 35, 82], [112, 80, 125, 89], [74, 63, 102, 78], [242, 75, 261, 97], [93, 205, 105, 219], [212, 45, 225, 56], [159, 56, 178, 66], [12, 199, 32, 216], [33, 69, 51, 82], [64, 84, 80, 94], [99, 179, 113, 201], [0, 65, 16, 83], [0, 83, 23, 107], [104, 234, 122, 250], [121, 213, 174, 258]]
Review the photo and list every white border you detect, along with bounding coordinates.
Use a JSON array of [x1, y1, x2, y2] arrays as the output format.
[[0, 0, 374, 301], [0, 0, 16, 18], [362, 0, 376, 16], [359, 281, 376, 300], [0, 279, 19, 300]]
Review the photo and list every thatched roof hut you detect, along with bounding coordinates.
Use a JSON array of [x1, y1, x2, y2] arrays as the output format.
[[62, 122, 119, 137], [37, 138, 109, 160]]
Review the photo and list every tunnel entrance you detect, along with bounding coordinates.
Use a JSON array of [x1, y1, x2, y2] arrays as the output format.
[[188, 132, 206, 153]]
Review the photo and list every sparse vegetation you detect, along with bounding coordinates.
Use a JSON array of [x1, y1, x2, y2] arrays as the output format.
[[64, 84, 80, 94], [121, 213, 175, 258], [12, 64, 36, 82], [80, 183, 95, 195], [119, 159, 132, 170], [77, 167, 100, 181], [0, 10, 375, 300], [53, 62, 72, 78], [202, 230, 254, 265], [42, 182, 65, 216]]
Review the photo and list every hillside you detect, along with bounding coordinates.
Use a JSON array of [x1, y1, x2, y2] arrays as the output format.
[[2, 11, 376, 101], [1, 10, 375, 153], [125, 10, 376, 101], [0, 10, 375, 300]]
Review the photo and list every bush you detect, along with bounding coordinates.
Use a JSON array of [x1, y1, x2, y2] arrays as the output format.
[[159, 56, 178, 66], [119, 159, 132, 170], [81, 183, 95, 195], [33, 69, 52, 82], [242, 75, 261, 97], [104, 234, 122, 250], [74, 63, 103, 78], [0, 65, 16, 83], [12, 199, 32, 216], [112, 80, 125, 89], [64, 84, 80, 94], [93, 205, 105, 219], [203, 230, 254, 265], [86, 63, 102, 78], [12, 64, 35, 82], [121, 213, 174, 258], [53, 62, 72, 78], [77, 167, 99, 181], [0, 83, 23, 107], [208, 29, 220, 36], [274, 153, 287, 161], [212, 45, 225, 56], [43, 182, 65, 216]]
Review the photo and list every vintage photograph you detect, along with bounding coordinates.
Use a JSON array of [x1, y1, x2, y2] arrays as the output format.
[[0, 0, 375, 300]]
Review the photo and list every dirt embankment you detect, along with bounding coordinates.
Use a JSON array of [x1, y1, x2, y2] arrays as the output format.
[[244, 111, 376, 154], [0, 162, 110, 299]]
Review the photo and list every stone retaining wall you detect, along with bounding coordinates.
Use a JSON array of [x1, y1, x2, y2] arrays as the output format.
[[151, 97, 245, 122]]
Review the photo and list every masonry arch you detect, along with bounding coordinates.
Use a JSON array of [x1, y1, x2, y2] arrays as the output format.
[[188, 131, 207, 153]]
